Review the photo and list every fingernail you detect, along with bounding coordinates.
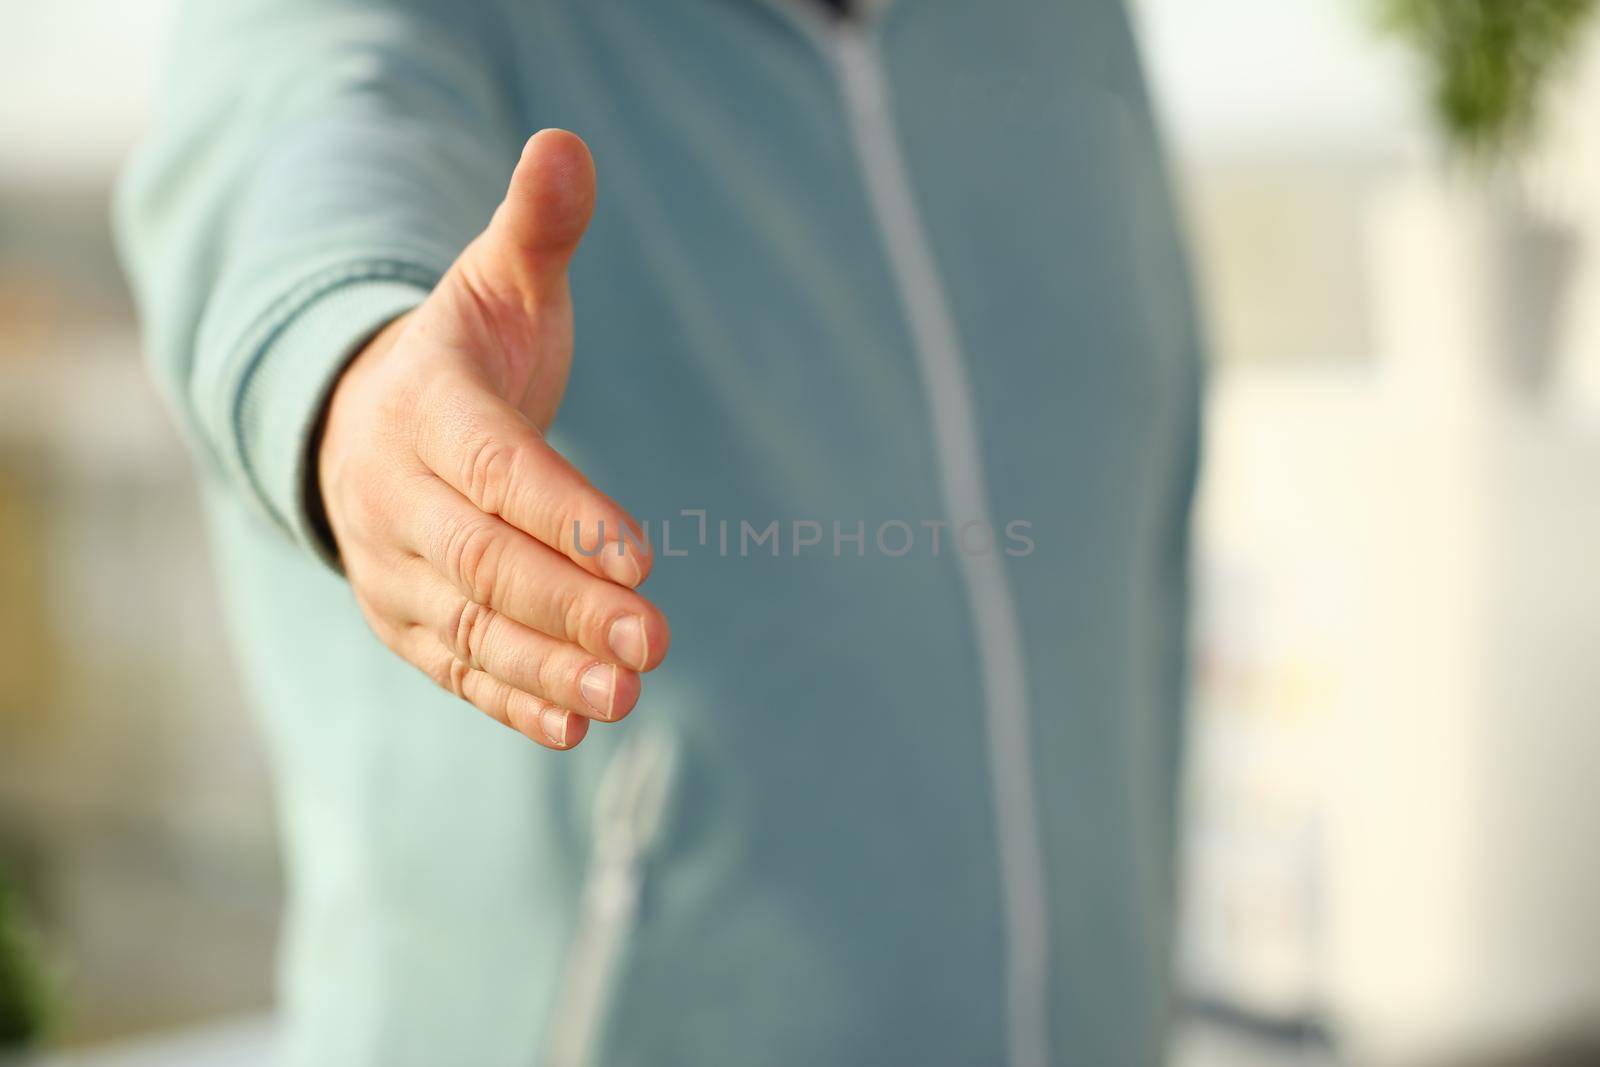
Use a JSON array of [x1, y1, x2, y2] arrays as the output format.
[[600, 543, 642, 587], [540, 707, 571, 748], [608, 615, 648, 671], [580, 663, 616, 719]]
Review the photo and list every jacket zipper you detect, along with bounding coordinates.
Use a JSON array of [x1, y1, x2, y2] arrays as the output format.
[[823, 11, 1054, 1067], [544, 729, 678, 1067]]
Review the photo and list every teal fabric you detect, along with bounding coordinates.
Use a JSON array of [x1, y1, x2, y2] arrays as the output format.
[[116, 1, 1204, 1065]]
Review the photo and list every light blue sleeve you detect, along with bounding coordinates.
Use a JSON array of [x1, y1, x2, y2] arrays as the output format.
[[115, 0, 525, 562]]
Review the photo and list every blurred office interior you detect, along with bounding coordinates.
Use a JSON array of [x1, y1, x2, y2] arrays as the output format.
[[1, 1, 1598, 1064]]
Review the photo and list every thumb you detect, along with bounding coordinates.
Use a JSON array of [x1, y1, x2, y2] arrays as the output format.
[[435, 129, 594, 417], [478, 128, 597, 298]]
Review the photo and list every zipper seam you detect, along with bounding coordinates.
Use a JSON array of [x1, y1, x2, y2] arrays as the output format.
[[824, 18, 1054, 1067], [544, 730, 679, 1067]]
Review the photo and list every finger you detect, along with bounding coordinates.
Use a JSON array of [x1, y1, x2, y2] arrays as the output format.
[[487, 129, 596, 291], [399, 624, 590, 750], [430, 130, 593, 429], [370, 561, 642, 723], [402, 475, 670, 672], [455, 129, 596, 309], [415, 373, 653, 588], [450, 128, 595, 358]]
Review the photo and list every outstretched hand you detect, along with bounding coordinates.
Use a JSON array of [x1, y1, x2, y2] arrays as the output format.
[[317, 130, 668, 750]]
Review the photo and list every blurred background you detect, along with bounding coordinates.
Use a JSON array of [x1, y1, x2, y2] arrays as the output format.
[[1, 1, 1597, 1065]]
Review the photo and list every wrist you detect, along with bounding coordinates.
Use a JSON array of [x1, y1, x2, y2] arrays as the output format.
[[306, 312, 413, 565]]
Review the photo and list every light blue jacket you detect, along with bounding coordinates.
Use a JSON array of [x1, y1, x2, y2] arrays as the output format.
[[117, 1, 1203, 1064]]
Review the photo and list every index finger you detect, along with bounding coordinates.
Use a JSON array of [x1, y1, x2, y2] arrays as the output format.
[[415, 373, 652, 587]]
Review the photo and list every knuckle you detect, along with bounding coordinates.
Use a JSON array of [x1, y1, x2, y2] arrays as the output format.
[[511, 468, 563, 543], [462, 433, 521, 517], [446, 656, 472, 701], [533, 642, 568, 701], [443, 516, 506, 606], [558, 584, 597, 649], [563, 488, 610, 555], [446, 598, 497, 668]]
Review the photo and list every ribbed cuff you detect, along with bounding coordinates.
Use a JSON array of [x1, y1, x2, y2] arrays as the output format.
[[235, 277, 430, 569]]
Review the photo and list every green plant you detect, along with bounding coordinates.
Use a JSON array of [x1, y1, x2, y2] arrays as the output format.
[[0, 870, 51, 1050], [1377, 0, 1599, 157]]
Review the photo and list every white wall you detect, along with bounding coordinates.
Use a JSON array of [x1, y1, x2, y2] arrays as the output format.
[[1, 0, 172, 183]]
